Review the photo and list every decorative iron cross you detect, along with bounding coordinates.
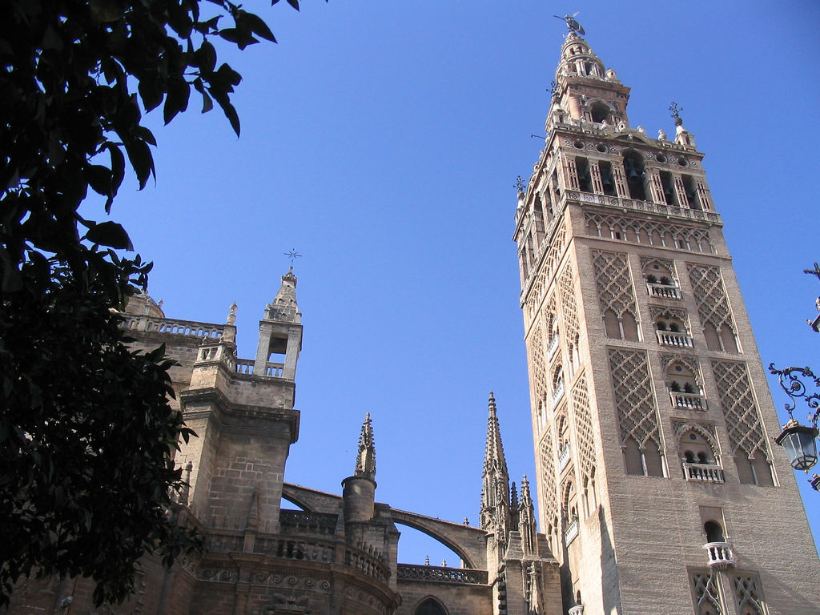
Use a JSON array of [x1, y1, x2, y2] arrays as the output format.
[[284, 249, 302, 266]]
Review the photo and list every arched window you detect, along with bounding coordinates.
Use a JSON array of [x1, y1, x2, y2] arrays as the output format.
[[415, 597, 448, 615], [622, 150, 646, 201], [704, 521, 725, 543], [590, 102, 610, 123]]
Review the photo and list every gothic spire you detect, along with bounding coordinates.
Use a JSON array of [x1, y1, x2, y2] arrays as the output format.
[[481, 392, 511, 533], [354, 413, 376, 481], [519, 475, 537, 557], [483, 391, 509, 476]]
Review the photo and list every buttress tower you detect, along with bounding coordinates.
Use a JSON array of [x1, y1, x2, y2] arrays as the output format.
[[514, 25, 819, 615]]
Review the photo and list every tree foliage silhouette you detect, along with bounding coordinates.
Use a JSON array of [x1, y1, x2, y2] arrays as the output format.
[[0, 0, 308, 605]]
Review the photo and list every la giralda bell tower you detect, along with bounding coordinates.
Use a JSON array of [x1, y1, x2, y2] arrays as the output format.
[[513, 24, 819, 615]]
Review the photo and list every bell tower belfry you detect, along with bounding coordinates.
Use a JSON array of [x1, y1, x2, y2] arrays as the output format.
[[515, 24, 819, 615]]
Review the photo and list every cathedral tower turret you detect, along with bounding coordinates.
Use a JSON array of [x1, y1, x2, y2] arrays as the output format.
[[342, 414, 377, 523], [254, 267, 303, 380]]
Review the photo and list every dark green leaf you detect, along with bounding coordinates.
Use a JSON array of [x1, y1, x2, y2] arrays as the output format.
[[163, 78, 191, 125], [86, 165, 112, 196], [123, 139, 155, 189], [85, 222, 133, 251], [238, 11, 276, 43]]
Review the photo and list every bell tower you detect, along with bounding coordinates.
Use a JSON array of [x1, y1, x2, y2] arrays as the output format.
[[515, 23, 819, 615]]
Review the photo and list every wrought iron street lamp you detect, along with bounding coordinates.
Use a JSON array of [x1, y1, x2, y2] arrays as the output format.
[[769, 364, 820, 489]]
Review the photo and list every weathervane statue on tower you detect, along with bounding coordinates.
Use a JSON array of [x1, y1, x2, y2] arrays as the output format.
[[554, 12, 585, 36]]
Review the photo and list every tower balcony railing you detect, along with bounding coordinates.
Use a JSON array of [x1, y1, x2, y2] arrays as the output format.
[[656, 330, 694, 348], [647, 282, 682, 300], [563, 518, 579, 547], [547, 334, 561, 360], [233, 358, 285, 379], [563, 190, 721, 224], [551, 381, 565, 407], [669, 390, 707, 410], [568, 607, 585, 615], [704, 542, 735, 568], [558, 443, 572, 473], [682, 462, 725, 484]]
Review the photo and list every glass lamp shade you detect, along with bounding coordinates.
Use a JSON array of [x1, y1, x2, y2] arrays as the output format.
[[775, 423, 819, 471]]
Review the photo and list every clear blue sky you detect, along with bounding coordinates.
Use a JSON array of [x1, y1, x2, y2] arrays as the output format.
[[108, 1, 819, 563]]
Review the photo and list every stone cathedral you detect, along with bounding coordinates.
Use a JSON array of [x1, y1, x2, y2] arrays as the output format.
[[7, 25, 819, 615]]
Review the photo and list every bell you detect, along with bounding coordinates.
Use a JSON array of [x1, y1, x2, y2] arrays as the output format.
[[627, 167, 641, 180]]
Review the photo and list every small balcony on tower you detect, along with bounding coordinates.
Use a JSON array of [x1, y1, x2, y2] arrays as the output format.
[[547, 331, 561, 361], [551, 365, 565, 408], [678, 426, 724, 484], [645, 272, 681, 300], [654, 309, 693, 348], [703, 520, 734, 568], [665, 358, 707, 410], [558, 442, 572, 473]]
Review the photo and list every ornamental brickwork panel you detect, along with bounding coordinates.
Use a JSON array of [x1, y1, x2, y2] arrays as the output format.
[[731, 574, 767, 615], [691, 570, 723, 615], [711, 360, 768, 459], [538, 429, 559, 527], [607, 348, 661, 447], [558, 263, 580, 344], [527, 320, 547, 403], [591, 250, 638, 319], [525, 226, 566, 324], [570, 372, 596, 481], [687, 264, 734, 330]]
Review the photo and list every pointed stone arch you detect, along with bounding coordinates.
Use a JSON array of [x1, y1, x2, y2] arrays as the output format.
[[413, 596, 449, 615]]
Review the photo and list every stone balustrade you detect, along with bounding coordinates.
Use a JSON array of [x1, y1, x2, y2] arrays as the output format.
[[647, 282, 682, 299], [558, 444, 572, 473], [656, 330, 694, 348], [670, 390, 707, 410], [565, 190, 721, 224], [564, 518, 579, 547], [235, 358, 255, 376], [568, 606, 585, 615], [121, 314, 224, 340], [205, 528, 390, 583], [279, 510, 338, 536], [345, 546, 389, 583], [396, 564, 488, 586], [704, 542, 735, 568], [682, 462, 725, 484], [265, 362, 284, 377]]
